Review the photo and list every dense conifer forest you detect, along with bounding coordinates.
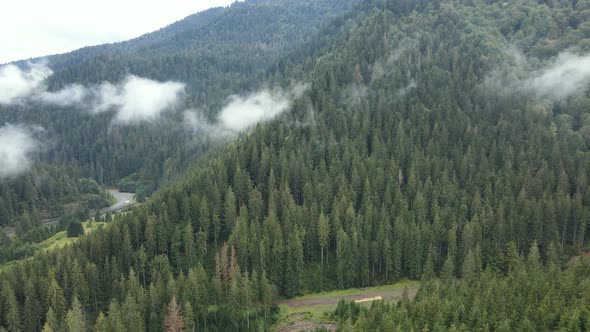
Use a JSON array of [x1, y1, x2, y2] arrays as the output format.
[[1, 0, 590, 330]]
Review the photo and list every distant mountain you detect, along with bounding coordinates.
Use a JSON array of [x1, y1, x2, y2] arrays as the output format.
[[30, 6, 228, 71]]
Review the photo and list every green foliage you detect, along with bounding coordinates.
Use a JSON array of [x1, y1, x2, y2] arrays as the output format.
[[0, 165, 110, 229], [66, 221, 84, 238], [333, 261, 590, 331], [0, 0, 590, 330], [65, 297, 85, 332], [1, 0, 359, 194]]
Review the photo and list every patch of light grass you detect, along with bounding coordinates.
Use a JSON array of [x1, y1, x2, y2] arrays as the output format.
[[40, 221, 106, 252], [294, 279, 419, 300], [272, 280, 420, 331], [0, 221, 109, 272]]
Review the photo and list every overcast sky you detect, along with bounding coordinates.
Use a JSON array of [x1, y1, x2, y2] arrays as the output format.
[[0, 0, 236, 64]]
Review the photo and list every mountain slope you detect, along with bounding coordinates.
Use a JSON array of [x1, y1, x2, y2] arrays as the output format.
[[0, 0, 360, 236], [1, 0, 590, 331]]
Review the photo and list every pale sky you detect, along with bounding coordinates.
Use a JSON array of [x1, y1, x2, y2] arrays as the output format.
[[0, 0, 237, 64]]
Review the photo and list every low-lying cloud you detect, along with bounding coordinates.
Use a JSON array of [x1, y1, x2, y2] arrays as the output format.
[[523, 52, 590, 100], [0, 124, 40, 178], [0, 63, 186, 124], [486, 49, 590, 100], [93, 76, 185, 123], [0, 63, 52, 105], [218, 90, 290, 132], [185, 84, 307, 136], [36, 83, 88, 106]]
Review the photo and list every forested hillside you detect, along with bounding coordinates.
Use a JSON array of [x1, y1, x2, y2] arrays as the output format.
[[0, 0, 357, 233], [332, 258, 590, 331], [1, 0, 358, 191], [1, 0, 590, 331], [0, 165, 111, 228]]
